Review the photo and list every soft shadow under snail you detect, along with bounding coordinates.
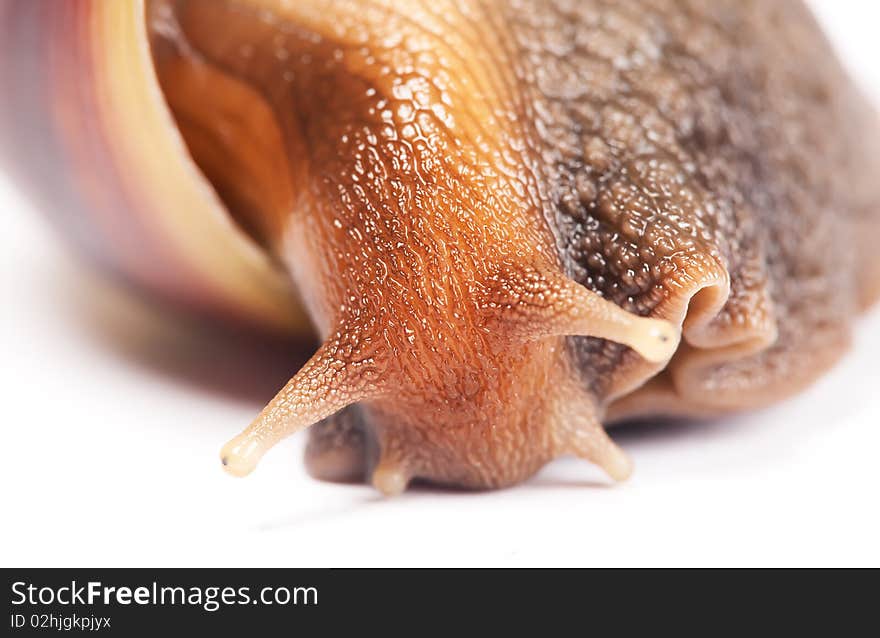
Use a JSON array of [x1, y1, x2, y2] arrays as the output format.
[[1, 0, 878, 494]]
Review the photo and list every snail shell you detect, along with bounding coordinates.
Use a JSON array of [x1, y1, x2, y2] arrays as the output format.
[[1, 0, 879, 495]]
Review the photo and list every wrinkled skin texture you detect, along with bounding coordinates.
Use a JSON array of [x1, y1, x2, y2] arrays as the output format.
[[144, 0, 880, 492]]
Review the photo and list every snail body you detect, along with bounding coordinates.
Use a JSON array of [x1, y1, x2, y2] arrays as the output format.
[[1, 0, 879, 494]]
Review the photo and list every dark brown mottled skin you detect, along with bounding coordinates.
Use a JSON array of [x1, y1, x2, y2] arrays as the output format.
[[9, 0, 880, 493]]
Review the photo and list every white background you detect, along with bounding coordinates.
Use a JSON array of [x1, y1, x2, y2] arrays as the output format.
[[1, 1, 878, 567]]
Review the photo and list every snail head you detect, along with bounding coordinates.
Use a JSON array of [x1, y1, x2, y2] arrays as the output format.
[[152, 0, 678, 490]]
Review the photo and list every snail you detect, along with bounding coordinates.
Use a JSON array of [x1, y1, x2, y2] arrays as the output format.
[[1, 0, 878, 496]]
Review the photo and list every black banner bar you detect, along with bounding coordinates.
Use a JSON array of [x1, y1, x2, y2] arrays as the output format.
[[3, 568, 869, 635]]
